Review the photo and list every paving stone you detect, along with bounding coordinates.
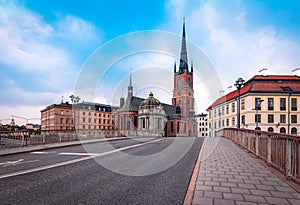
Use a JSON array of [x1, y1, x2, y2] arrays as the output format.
[[249, 189, 271, 196], [196, 185, 212, 191], [213, 186, 231, 193], [236, 201, 257, 205], [274, 185, 296, 192], [221, 182, 238, 188], [214, 198, 235, 205], [204, 181, 220, 186], [203, 191, 223, 199], [238, 183, 256, 189], [288, 198, 300, 205], [213, 177, 228, 182], [291, 192, 300, 199], [223, 193, 244, 200], [231, 188, 250, 194], [243, 179, 261, 185], [243, 194, 266, 203], [270, 191, 293, 198], [192, 196, 213, 205], [255, 184, 275, 191], [265, 197, 290, 205]]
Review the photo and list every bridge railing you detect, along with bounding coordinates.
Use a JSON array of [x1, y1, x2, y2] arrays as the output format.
[[217, 128, 300, 184]]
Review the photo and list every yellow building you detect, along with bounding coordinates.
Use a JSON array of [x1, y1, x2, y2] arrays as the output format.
[[207, 75, 300, 136]]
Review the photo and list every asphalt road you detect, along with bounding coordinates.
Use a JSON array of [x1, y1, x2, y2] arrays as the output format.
[[0, 137, 203, 205]]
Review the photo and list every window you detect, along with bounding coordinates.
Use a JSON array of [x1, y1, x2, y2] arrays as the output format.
[[291, 127, 297, 135], [291, 98, 297, 111], [188, 78, 191, 88], [66, 111, 69, 116], [222, 120, 224, 127], [226, 119, 229, 126], [83, 112, 85, 115], [66, 119, 69, 124], [280, 98, 286, 110], [178, 78, 182, 89], [232, 103, 235, 112], [268, 98, 274, 110], [232, 117, 235, 126], [218, 108, 221, 116], [218, 120, 221, 128], [88, 118, 91, 123], [268, 114, 274, 123], [268, 127, 274, 132], [226, 105, 229, 114], [89, 112, 91, 116], [280, 127, 286, 134], [222, 106, 224, 115], [255, 114, 261, 123], [241, 99, 245, 110], [291, 115, 297, 123], [60, 110, 64, 115], [177, 122, 180, 132], [83, 117, 85, 123], [60, 118, 63, 124], [280, 114, 286, 123], [241, 115, 245, 125], [255, 98, 262, 110]]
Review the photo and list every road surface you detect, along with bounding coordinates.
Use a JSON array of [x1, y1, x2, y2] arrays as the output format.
[[0, 137, 203, 205]]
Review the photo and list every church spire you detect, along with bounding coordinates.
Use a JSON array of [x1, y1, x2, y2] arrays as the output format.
[[179, 17, 188, 71], [128, 68, 133, 98]]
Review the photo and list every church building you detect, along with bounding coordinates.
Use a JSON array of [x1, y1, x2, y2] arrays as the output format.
[[114, 20, 197, 137]]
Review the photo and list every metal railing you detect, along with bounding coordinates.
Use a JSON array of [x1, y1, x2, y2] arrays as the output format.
[[217, 128, 300, 184]]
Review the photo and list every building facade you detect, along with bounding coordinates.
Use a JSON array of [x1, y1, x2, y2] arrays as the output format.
[[41, 101, 117, 136], [196, 113, 208, 137], [207, 75, 300, 136]]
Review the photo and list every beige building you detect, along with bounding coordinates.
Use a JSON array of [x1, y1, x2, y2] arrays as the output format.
[[41, 101, 118, 137], [207, 75, 300, 136]]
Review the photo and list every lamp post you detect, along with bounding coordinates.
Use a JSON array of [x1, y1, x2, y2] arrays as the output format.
[[234, 77, 245, 128], [69, 95, 80, 135], [254, 99, 264, 130]]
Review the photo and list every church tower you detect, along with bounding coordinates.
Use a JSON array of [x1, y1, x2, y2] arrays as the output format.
[[172, 18, 195, 119]]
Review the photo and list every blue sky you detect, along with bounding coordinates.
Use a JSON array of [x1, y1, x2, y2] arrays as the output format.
[[1, 0, 300, 125]]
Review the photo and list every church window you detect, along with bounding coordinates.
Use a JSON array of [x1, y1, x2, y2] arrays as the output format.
[[188, 78, 191, 88], [178, 78, 182, 89]]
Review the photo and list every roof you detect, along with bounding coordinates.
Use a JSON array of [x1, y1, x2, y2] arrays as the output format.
[[208, 75, 300, 109], [41, 102, 118, 112], [117, 96, 179, 118]]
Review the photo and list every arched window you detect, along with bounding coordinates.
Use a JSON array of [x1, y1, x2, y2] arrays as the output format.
[[188, 78, 191, 88], [291, 127, 297, 135], [255, 127, 261, 131], [178, 78, 182, 89], [280, 127, 286, 134], [268, 127, 274, 132]]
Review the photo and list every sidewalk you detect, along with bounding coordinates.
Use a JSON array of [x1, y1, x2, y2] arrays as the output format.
[[193, 137, 300, 205], [0, 137, 128, 156]]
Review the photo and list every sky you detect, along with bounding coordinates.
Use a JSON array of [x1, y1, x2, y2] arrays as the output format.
[[1, 0, 300, 125]]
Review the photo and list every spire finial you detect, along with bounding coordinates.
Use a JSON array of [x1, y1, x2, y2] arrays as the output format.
[[129, 68, 132, 86], [179, 17, 188, 71]]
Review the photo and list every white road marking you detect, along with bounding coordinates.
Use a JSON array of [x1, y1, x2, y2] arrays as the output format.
[[0, 159, 39, 167], [0, 138, 163, 179], [31, 151, 56, 154], [59, 152, 99, 156]]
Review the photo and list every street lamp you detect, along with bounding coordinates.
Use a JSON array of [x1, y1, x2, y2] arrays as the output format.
[[234, 77, 245, 128], [69, 95, 80, 134], [254, 99, 264, 130]]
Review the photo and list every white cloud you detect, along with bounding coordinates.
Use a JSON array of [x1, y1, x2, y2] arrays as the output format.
[[0, 2, 102, 121]]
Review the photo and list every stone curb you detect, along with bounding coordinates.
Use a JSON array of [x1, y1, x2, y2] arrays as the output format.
[[183, 137, 207, 205]]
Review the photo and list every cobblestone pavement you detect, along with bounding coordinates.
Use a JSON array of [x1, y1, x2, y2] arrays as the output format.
[[193, 137, 300, 205]]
